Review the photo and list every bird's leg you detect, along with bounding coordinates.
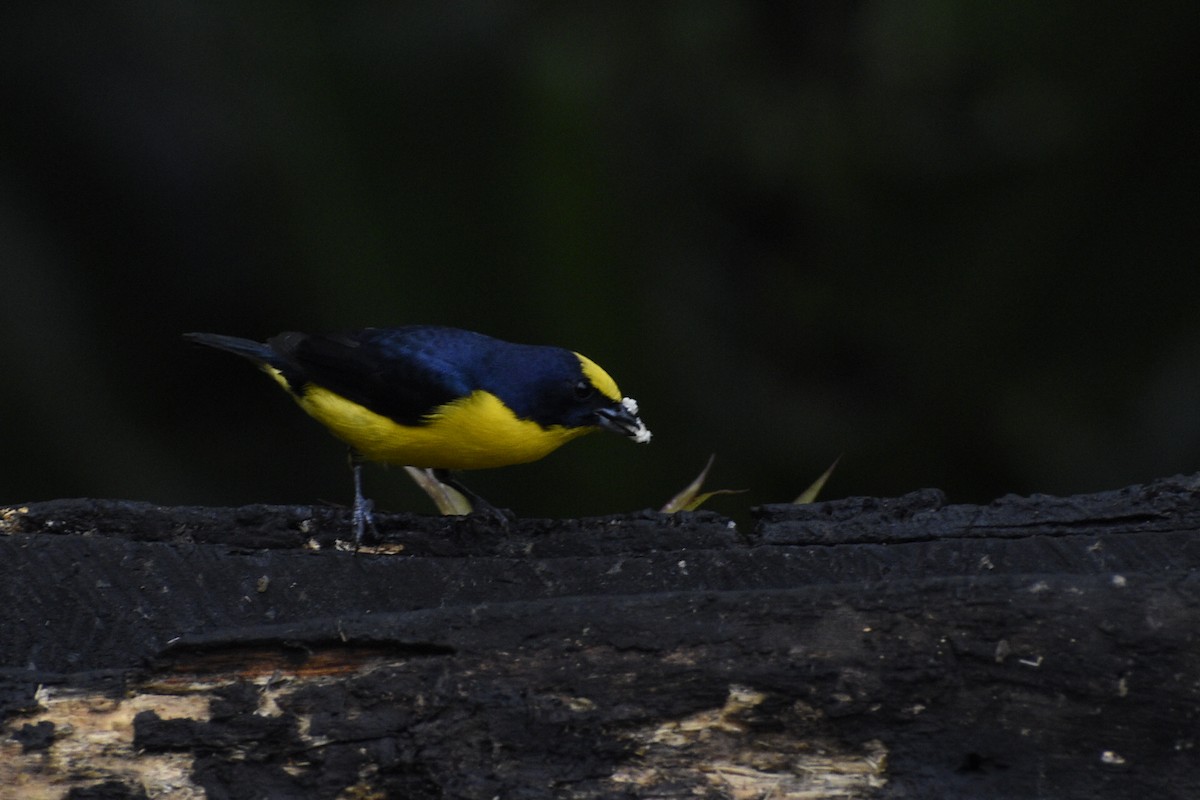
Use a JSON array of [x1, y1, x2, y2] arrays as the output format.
[[349, 451, 378, 546], [432, 469, 513, 522]]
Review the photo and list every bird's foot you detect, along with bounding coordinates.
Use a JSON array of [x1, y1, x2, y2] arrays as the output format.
[[349, 459, 379, 547], [352, 494, 377, 547]]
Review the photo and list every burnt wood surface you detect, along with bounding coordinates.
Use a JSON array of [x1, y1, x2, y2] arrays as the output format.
[[3, 475, 1200, 799]]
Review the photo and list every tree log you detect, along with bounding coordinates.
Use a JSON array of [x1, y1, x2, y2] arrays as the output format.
[[3, 475, 1200, 799]]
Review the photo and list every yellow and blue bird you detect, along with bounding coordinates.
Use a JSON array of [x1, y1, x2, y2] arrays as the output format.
[[184, 326, 651, 539]]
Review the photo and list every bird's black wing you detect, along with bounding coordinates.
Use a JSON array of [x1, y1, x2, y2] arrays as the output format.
[[268, 328, 475, 426]]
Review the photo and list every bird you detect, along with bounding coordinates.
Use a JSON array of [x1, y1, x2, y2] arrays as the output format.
[[184, 326, 652, 541]]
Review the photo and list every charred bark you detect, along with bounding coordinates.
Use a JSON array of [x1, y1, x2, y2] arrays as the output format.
[[3, 475, 1200, 799]]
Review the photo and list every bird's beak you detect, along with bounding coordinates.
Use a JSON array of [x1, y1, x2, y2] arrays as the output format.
[[595, 397, 652, 443]]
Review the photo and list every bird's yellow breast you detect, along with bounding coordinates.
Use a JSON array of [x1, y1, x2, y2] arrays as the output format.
[[285, 379, 593, 470]]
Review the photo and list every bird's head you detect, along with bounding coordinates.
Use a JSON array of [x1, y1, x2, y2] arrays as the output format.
[[571, 353, 653, 443], [488, 347, 651, 443]]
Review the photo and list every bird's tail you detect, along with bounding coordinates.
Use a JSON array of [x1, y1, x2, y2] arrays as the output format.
[[183, 332, 278, 367]]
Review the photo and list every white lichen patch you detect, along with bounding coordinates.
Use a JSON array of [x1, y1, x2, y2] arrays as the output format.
[[0, 686, 212, 799], [1, 666, 376, 799], [0, 506, 30, 534], [612, 683, 888, 798]]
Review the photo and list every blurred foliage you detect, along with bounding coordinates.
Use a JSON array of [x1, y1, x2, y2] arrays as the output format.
[[660, 455, 745, 513], [404, 467, 473, 516], [1, 2, 1197, 518], [795, 456, 840, 505]]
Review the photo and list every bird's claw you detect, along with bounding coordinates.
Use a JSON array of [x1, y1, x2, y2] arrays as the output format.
[[352, 495, 377, 546]]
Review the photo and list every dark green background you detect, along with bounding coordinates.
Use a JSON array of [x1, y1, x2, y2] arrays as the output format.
[[3, 3, 1197, 519]]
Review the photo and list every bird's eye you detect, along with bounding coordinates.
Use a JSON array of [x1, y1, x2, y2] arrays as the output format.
[[574, 380, 595, 401]]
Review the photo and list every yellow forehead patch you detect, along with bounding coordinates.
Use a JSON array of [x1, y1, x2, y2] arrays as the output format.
[[574, 353, 622, 402]]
